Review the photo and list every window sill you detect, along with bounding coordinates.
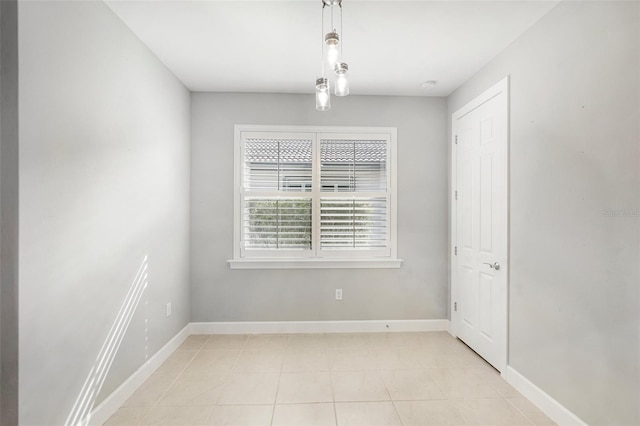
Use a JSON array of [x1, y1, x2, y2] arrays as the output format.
[[227, 258, 404, 270]]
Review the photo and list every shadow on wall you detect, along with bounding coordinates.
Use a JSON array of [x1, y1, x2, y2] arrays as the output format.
[[64, 256, 150, 426]]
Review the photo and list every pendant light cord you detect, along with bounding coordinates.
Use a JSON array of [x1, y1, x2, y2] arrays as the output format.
[[340, 3, 343, 60], [321, 3, 325, 78], [331, 2, 334, 31]]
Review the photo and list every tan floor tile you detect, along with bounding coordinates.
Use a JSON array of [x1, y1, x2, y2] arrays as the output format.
[[104, 406, 149, 426], [272, 403, 336, 426], [182, 351, 240, 377], [467, 363, 502, 381], [493, 379, 523, 398], [203, 334, 249, 350], [457, 398, 533, 425], [276, 371, 333, 403], [217, 372, 279, 405], [430, 368, 502, 399], [154, 351, 197, 377], [331, 370, 390, 402], [244, 334, 292, 351], [394, 400, 467, 426], [404, 347, 440, 368], [463, 351, 499, 372], [412, 331, 453, 346], [123, 374, 175, 407], [462, 362, 519, 397], [327, 349, 378, 371], [282, 349, 330, 372], [507, 398, 556, 425], [232, 350, 284, 373], [372, 347, 437, 370], [360, 333, 391, 348], [386, 332, 430, 347], [420, 336, 471, 355], [335, 402, 402, 426], [287, 334, 327, 351], [141, 405, 213, 426], [435, 354, 479, 369], [178, 335, 210, 351], [205, 405, 273, 426], [158, 374, 227, 406], [324, 333, 370, 350], [382, 369, 444, 400]]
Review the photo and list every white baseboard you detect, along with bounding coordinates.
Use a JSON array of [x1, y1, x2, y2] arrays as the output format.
[[190, 319, 450, 334], [87, 324, 190, 426], [504, 366, 587, 426]]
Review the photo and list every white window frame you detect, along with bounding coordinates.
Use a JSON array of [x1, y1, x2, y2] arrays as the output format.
[[229, 125, 402, 269]]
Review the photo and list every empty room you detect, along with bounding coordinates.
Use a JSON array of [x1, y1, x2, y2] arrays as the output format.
[[0, 0, 638, 425]]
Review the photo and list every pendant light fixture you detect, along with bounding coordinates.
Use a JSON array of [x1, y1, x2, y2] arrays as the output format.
[[316, 0, 350, 111], [316, 77, 331, 111], [325, 31, 340, 68], [334, 62, 349, 96]]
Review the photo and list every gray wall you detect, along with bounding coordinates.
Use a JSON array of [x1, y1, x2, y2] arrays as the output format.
[[0, 0, 19, 424], [191, 93, 447, 322], [447, 2, 640, 424], [19, 2, 190, 424]]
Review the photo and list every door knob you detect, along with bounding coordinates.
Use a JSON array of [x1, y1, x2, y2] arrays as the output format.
[[483, 262, 500, 271]]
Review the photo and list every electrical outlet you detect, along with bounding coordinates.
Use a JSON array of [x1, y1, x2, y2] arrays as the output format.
[[335, 289, 343, 300], [166, 302, 172, 317]]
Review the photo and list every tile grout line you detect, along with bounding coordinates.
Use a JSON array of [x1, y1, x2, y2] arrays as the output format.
[[329, 367, 339, 426], [505, 396, 538, 426], [139, 337, 204, 424], [205, 334, 248, 424], [151, 345, 201, 409], [215, 333, 249, 407], [197, 336, 217, 426], [385, 380, 405, 426], [383, 343, 405, 426], [269, 336, 286, 426]]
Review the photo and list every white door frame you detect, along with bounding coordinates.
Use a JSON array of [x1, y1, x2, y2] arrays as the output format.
[[450, 76, 510, 374]]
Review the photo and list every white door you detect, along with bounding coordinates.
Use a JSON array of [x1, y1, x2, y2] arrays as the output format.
[[452, 77, 508, 372]]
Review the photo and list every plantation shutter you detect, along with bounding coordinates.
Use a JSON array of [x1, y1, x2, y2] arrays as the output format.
[[243, 198, 312, 250], [320, 139, 387, 192], [320, 198, 387, 249], [241, 133, 314, 256], [244, 137, 313, 191], [319, 137, 390, 255]]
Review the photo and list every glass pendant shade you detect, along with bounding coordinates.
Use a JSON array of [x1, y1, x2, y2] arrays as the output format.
[[334, 62, 349, 96], [316, 77, 331, 111], [325, 32, 340, 67]]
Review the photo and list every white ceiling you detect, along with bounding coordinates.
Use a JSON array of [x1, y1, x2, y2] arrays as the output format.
[[105, 0, 558, 97]]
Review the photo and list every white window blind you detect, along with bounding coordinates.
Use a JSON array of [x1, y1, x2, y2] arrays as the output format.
[[243, 198, 312, 250], [320, 140, 387, 192], [320, 198, 387, 249], [244, 138, 313, 191], [235, 127, 397, 264]]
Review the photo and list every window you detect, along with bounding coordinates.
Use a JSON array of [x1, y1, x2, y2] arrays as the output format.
[[231, 126, 401, 269]]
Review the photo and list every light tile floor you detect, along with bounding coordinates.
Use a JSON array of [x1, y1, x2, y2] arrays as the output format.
[[104, 332, 556, 426]]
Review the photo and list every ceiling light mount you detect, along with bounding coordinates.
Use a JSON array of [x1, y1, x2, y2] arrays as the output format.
[[421, 80, 438, 90], [322, 0, 342, 7]]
